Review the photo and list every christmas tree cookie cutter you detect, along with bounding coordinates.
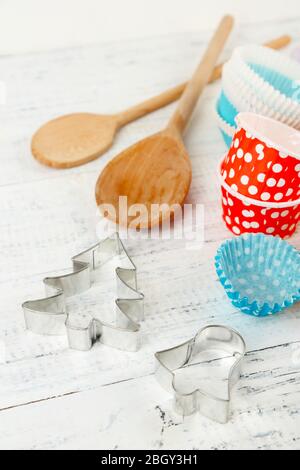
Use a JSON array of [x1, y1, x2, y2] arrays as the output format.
[[155, 325, 246, 423], [22, 233, 144, 352]]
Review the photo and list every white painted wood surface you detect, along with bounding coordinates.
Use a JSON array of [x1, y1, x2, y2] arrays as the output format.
[[0, 18, 300, 450]]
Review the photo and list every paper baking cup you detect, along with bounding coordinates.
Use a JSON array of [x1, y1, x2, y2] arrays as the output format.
[[221, 113, 300, 203], [220, 130, 233, 148], [215, 107, 235, 148], [226, 55, 300, 108], [215, 233, 300, 316], [222, 62, 300, 129], [231, 46, 300, 111], [219, 158, 300, 239]]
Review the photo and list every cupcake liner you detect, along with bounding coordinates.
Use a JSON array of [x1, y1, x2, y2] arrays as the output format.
[[232, 46, 300, 106], [223, 62, 300, 128], [291, 47, 300, 64], [217, 91, 238, 127], [249, 63, 298, 100], [215, 107, 235, 148], [235, 112, 300, 159], [229, 58, 300, 123], [220, 113, 300, 203], [220, 184, 300, 238], [228, 56, 300, 112], [215, 233, 300, 316], [234, 45, 300, 95], [218, 156, 300, 239], [217, 87, 300, 142]]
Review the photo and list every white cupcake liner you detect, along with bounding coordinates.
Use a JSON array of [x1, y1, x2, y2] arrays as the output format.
[[222, 67, 300, 128], [218, 156, 300, 209], [234, 45, 300, 82], [215, 233, 300, 316], [224, 60, 300, 128], [235, 112, 300, 161]]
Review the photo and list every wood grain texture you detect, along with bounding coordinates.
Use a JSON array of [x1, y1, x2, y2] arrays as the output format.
[[113, 34, 292, 128], [168, 15, 234, 134], [30, 27, 289, 169], [0, 18, 300, 449], [1, 341, 300, 450], [31, 113, 118, 168], [31, 17, 233, 170]]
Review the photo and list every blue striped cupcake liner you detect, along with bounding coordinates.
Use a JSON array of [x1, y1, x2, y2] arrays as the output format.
[[232, 46, 300, 105], [215, 233, 300, 317], [217, 90, 238, 128], [249, 63, 299, 101]]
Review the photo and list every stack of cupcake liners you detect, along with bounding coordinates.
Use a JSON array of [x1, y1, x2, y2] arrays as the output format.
[[215, 233, 300, 317], [216, 45, 300, 147], [218, 112, 300, 238], [220, 180, 300, 238]]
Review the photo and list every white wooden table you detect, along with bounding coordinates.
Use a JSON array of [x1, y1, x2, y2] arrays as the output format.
[[0, 18, 300, 450]]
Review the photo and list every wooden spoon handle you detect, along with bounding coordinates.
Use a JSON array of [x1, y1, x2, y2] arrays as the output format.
[[167, 15, 234, 134], [116, 33, 291, 128], [209, 34, 291, 83]]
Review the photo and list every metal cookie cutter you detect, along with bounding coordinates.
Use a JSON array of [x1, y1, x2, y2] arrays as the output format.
[[23, 233, 144, 352], [155, 325, 246, 424]]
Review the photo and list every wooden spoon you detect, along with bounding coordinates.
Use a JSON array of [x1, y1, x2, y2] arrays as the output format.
[[95, 16, 234, 229], [31, 34, 291, 169]]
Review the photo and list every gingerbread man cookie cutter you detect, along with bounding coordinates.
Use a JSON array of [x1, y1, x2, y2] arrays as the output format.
[[155, 325, 246, 423]]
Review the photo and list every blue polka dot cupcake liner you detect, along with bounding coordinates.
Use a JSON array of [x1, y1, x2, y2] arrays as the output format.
[[215, 233, 300, 317], [222, 61, 300, 129], [233, 45, 300, 103]]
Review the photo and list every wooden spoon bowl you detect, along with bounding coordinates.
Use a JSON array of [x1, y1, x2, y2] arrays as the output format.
[[31, 113, 118, 169], [30, 35, 291, 169]]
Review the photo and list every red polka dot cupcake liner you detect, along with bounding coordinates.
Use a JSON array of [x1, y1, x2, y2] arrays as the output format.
[[219, 158, 300, 239], [221, 112, 300, 203], [224, 46, 300, 128]]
